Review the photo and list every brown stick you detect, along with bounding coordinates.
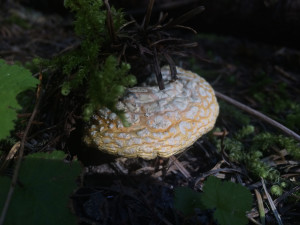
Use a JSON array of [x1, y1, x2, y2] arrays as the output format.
[[215, 91, 300, 142]]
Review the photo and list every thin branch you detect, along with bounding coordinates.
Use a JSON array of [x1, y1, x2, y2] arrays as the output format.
[[261, 178, 283, 225], [0, 73, 43, 225], [215, 91, 300, 142]]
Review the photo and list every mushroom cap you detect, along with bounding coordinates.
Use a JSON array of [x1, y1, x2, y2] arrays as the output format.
[[84, 66, 219, 159]]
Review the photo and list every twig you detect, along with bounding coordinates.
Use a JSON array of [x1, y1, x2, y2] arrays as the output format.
[[274, 65, 297, 82], [274, 185, 300, 206], [261, 178, 283, 225], [0, 73, 43, 225], [215, 91, 300, 142]]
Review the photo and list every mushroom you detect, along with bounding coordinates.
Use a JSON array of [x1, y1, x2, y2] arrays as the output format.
[[84, 66, 219, 159]]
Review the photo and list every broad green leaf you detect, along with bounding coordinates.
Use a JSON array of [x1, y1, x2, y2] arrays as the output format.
[[201, 176, 252, 225], [0, 59, 39, 140], [174, 187, 203, 216], [0, 150, 81, 225]]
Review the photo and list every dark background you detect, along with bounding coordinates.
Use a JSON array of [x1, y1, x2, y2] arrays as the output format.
[[14, 0, 300, 49]]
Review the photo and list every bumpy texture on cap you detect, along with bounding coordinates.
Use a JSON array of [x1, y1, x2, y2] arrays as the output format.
[[84, 66, 219, 159]]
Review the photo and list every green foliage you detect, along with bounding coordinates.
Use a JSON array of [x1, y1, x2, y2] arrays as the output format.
[[201, 176, 252, 225], [245, 150, 280, 180], [174, 187, 203, 216], [2, 14, 30, 29], [235, 125, 255, 140], [219, 101, 251, 125], [251, 132, 300, 160], [0, 150, 81, 225], [218, 128, 300, 181], [285, 103, 300, 131], [270, 185, 283, 196], [84, 55, 136, 121], [174, 176, 252, 225], [249, 71, 300, 133], [223, 138, 244, 162], [44, 0, 136, 122], [0, 60, 39, 140], [219, 134, 280, 181]]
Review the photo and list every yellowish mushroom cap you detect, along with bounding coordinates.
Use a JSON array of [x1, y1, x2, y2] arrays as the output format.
[[84, 66, 219, 159]]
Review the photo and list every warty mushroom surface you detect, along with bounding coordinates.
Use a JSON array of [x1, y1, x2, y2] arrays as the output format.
[[84, 66, 219, 159]]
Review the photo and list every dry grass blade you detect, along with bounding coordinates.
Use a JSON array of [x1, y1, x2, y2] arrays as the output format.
[[154, 12, 169, 27], [169, 156, 191, 179], [174, 25, 197, 34], [143, 0, 155, 29], [261, 178, 283, 225], [163, 6, 205, 29], [0, 142, 20, 173], [254, 189, 266, 225], [149, 38, 184, 47]]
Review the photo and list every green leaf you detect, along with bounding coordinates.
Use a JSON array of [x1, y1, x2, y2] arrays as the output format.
[[0, 60, 39, 140], [174, 187, 203, 216], [0, 150, 81, 225], [201, 176, 252, 225]]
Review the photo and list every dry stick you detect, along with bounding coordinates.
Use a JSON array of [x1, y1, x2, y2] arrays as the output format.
[[215, 91, 300, 142], [0, 74, 42, 225], [261, 178, 283, 225]]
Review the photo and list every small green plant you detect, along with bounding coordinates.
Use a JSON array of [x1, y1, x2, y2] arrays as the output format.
[[248, 71, 300, 133], [42, 0, 136, 122], [251, 132, 300, 160], [0, 59, 39, 140], [0, 150, 82, 225], [218, 129, 300, 181], [219, 101, 251, 125], [174, 176, 252, 225]]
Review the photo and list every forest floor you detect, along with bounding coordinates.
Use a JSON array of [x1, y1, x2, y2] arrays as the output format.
[[0, 2, 300, 225]]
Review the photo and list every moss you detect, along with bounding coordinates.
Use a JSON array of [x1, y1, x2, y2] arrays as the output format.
[[38, 0, 136, 122], [286, 103, 300, 131], [219, 101, 251, 125], [216, 125, 300, 181]]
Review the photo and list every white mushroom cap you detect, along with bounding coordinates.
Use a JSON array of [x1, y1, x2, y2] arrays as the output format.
[[84, 66, 219, 159]]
